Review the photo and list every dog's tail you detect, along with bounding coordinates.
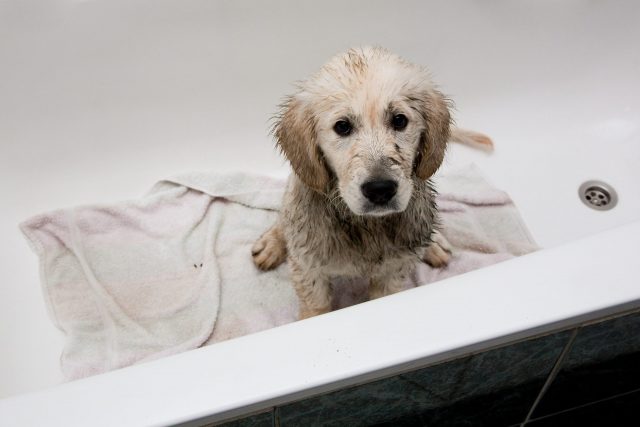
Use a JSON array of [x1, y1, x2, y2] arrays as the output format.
[[449, 128, 494, 152]]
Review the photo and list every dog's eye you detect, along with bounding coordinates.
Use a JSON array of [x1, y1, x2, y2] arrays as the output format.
[[392, 114, 408, 131], [333, 120, 353, 137]]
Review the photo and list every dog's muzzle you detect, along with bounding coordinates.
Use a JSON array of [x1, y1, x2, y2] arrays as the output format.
[[361, 179, 398, 205]]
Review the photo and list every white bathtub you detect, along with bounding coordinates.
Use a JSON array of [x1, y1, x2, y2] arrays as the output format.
[[1, 0, 639, 425]]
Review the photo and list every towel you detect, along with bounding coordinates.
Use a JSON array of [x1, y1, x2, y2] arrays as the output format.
[[20, 164, 538, 380]]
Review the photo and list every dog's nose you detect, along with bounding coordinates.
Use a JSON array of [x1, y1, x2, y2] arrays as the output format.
[[361, 180, 398, 205]]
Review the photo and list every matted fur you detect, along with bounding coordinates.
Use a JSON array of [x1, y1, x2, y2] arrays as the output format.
[[253, 47, 481, 319]]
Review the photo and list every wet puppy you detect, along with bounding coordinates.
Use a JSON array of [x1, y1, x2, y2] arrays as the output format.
[[252, 47, 491, 319]]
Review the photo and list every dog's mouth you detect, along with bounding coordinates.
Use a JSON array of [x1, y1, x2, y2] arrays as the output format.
[[338, 195, 402, 217], [337, 176, 411, 217], [360, 202, 400, 217]]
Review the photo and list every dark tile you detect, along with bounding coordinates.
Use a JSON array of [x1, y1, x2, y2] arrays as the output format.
[[527, 389, 640, 427], [214, 409, 273, 427], [565, 312, 640, 368], [533, 312, 640, 417], [374, 379, 545, 427], [279, 332, 571, 427], [279, 373, 443, 427]]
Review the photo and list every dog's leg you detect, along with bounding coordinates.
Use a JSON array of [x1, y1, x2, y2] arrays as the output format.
[[251, 223, 287, 271], [369, 275, 407, 300], [422, 230, 452, 268], [290, 261, 332, 319]]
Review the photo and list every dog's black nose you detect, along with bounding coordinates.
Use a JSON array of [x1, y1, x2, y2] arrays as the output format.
[[361, 180, 398, 205]]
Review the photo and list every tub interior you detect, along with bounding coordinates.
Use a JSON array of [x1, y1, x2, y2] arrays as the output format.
[[1, 0, 639, 399]]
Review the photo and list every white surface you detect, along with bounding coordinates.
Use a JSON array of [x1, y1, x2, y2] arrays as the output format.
[[1, 221, 639, 427], [1, 0, 640, 400]]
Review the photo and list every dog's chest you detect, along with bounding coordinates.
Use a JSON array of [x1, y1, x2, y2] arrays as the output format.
[[285, 210, 429, 276], [332, 218, 425, 272], [282, 180, 436, 277]]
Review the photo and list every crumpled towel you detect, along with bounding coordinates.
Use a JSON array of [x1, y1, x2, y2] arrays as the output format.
[[20, 164, 537, 380]]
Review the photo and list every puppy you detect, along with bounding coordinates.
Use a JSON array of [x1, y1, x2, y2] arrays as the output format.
[[252, 47, 491, 319]]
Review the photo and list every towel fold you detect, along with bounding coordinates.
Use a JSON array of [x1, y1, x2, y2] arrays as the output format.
[[20, 164, 537, 380]]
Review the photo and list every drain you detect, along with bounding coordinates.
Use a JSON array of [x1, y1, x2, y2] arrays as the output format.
[[579, 180, 618, 211]]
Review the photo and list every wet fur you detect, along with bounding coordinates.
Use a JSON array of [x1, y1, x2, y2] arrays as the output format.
[[252, 47, 475, 318]]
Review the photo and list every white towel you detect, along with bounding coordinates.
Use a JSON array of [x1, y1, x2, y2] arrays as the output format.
[[20, 164, 537, 380]]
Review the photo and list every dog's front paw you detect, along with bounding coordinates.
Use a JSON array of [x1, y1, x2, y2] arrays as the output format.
[[422, 231, 452, 268], [251, 227, 287, 271]]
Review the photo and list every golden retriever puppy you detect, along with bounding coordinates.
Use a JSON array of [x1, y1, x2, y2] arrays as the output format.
[[252, 47, 491, 319]]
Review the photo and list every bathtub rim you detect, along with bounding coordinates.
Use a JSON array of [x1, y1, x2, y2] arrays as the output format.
[[0, 220, 639, 427]]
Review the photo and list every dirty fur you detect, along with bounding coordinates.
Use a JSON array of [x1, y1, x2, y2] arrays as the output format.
[[252, 47, 488, 319]]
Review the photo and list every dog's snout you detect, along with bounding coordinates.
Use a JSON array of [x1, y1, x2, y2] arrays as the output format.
[[361, 180, 398, 205]]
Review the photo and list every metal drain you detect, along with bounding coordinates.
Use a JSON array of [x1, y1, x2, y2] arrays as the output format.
[[579, 180, 618, 211]]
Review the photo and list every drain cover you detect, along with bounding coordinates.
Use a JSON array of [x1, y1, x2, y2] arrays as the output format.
[[579, 180, 618, 211]]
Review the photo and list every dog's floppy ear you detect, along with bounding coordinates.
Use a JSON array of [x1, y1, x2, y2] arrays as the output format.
[[414, 89, 452, 180], [274, 96, 330, 193]]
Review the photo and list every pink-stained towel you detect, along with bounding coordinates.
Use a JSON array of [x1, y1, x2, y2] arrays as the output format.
[[20, 164, 537, 380]]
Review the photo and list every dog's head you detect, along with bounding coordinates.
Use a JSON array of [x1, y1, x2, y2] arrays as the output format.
[[274, 47, 451, 216]]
